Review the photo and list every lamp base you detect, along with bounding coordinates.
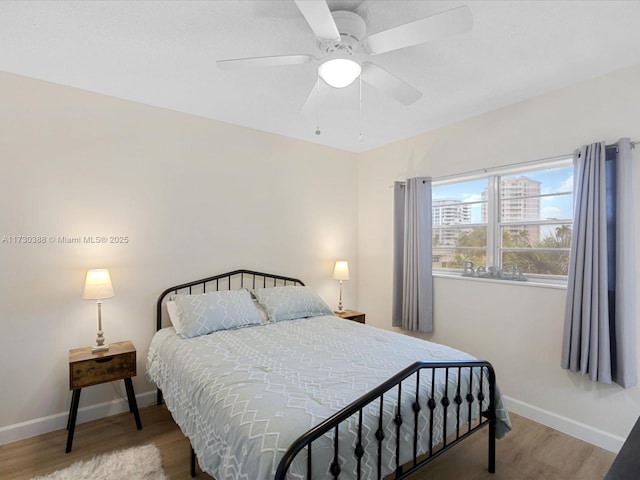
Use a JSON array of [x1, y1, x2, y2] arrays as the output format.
[[335, 309, 346, 314], [92, 344, 109, 353]]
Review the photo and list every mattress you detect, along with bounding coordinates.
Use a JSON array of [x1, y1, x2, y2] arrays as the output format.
[[146, 315, 511, 479]]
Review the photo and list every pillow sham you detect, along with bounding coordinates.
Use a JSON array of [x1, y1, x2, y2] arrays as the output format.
[[252, 285, 333, 322], [173, 288, 261, 338]]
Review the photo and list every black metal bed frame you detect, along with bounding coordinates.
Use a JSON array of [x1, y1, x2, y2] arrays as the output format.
[[155, 269, 497, 479]]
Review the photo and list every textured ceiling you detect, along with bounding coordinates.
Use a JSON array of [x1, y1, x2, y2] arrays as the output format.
[[1, 1, 640, 152]]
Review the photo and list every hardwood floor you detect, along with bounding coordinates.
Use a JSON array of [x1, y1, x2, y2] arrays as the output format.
[[0, 406, 615, 479], [407, 412, 615, 480]]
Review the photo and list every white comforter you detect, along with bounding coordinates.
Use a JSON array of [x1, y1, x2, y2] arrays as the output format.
[[146, 316, 511, 479]]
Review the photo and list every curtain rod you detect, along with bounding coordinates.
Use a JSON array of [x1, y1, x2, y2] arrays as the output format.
[[608, 140, 638, 149], [392, 139, 638, 187]]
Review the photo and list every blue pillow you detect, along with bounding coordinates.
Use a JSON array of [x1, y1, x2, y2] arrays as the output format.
[[173, 289, 261, 338], [252, 286, 333, 322]]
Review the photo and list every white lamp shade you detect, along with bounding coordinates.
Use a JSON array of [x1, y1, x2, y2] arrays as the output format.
[[82, 269, 114, 300], [333, 261, 350, 281], [319, 58, 361, 88]]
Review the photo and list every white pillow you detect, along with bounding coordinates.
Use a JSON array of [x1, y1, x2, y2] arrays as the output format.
[[173, 289, 262, 338], [166, 300, 184, 335], [252, 286, 333, 322]]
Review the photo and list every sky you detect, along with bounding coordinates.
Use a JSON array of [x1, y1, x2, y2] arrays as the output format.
[[432, 164, 574, 224]]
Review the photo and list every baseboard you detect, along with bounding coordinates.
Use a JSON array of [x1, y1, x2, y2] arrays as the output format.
[[504, 395, 625, 453], [0, 390, 157, 446], [2, 391, 626, 454]]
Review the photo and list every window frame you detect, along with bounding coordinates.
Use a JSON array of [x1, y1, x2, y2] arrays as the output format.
[[432, 157, 573, 285]]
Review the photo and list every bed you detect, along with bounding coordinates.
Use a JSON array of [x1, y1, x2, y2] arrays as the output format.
[[146, 269, 511, 479]]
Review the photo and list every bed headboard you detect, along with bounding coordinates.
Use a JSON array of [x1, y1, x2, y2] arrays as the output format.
[[156, 269, 305, 331]]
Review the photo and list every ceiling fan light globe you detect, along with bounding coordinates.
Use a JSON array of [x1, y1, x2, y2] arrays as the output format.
[[319, 58, 361, 88]]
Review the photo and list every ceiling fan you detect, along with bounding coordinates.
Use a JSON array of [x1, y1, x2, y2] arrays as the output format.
[[217, 0, 472, 109]]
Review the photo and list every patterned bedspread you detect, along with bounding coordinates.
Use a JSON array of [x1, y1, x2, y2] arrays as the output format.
[[146, 316, 511, 479]]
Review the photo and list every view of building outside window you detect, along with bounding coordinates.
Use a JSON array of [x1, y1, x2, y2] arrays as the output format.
[[432, 178, 488, 270], [432, 162, 573, 279], [484, 176, 541, 242]]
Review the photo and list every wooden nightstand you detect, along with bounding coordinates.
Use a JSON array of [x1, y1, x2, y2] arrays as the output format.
[[334, 309, 365, 324], [66, 340, 142, 453]]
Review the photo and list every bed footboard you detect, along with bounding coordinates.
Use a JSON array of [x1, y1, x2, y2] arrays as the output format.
[[275, 360, 496, 479]]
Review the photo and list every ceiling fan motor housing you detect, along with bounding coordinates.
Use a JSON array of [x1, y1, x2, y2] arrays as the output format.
[[322, 10, 366, 55]]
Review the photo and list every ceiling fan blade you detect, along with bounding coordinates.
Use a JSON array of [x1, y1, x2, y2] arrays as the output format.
[[294, 0, 341, 43], [300, 79, 332, 115], [217, 54, 313, 70], [363, 5, 472, 55], [360, 62, 422, 106]]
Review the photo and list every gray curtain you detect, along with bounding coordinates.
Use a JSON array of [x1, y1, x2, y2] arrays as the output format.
[[561, 138, 636, 388], [392, 177, 433, 332]]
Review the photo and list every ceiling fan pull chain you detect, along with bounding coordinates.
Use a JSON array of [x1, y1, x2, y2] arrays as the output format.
[[358, 74, 363, 142], [315, 70, 321, 136]]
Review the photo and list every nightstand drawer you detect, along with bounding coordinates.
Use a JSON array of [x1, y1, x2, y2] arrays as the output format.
[[70, 351, 136, 389]]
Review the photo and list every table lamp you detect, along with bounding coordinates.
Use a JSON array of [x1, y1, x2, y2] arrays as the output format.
[[82, 268, 114, 352], [332, 260, 350, 313]]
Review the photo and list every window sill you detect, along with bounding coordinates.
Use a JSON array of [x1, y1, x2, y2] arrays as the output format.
[[432, 271, 567, 290]]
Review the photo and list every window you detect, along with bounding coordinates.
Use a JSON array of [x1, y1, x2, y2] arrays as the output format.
[[432, 159, 573, 283]]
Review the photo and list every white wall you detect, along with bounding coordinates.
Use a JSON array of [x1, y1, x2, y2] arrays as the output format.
[[357, 63, 640, 452], [0, 71, 359, 443], [2, 62, 640, 453]]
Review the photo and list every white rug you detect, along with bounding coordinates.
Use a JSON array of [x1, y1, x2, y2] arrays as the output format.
[[32, 444, 168, 480]]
